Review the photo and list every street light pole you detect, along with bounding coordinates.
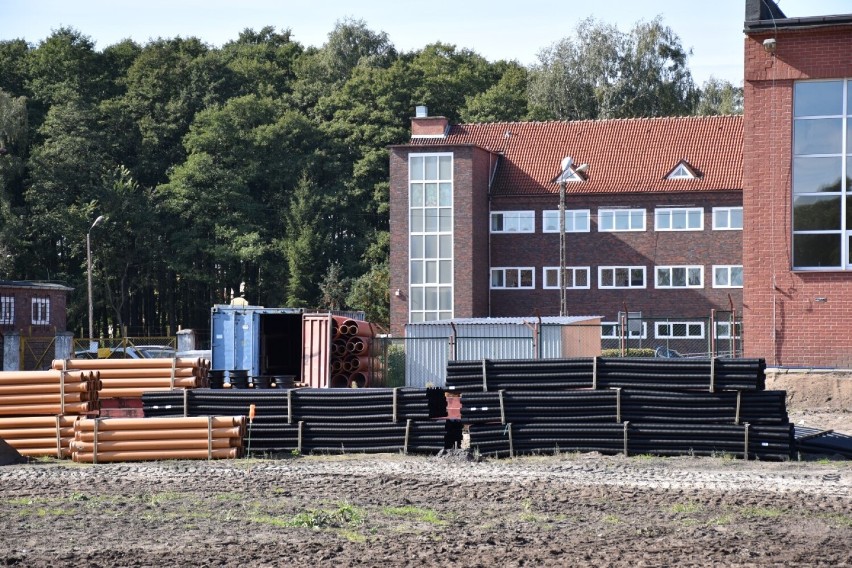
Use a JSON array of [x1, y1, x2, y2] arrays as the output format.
[[87, 215, 105, 341], [556, 156, 573, 317]]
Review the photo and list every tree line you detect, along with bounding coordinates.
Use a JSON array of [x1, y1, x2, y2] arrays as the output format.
[[0, 17, 742, 337]]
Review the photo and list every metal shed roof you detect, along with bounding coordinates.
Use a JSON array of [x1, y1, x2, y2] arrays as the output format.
[[406, 316, 601, 327]]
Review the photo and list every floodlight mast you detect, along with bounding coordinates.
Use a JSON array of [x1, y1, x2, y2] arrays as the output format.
[[557, 157, 573, 317]]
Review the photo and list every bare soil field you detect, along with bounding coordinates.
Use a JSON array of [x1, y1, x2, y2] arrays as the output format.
[[1, 452, 850, 567]]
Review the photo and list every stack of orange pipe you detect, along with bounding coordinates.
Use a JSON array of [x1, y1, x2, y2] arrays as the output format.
[[329, 318, 376, 388], [0, 369, 101, 416], [71, 416, 245, 463], [0, 415, 78, 458], [52, 357, 210, 398]]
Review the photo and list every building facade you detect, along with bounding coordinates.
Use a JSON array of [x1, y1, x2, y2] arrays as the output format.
[[0, 281, 73, 338], [743, 0, 852, 366], [389, 114, 744, 346]]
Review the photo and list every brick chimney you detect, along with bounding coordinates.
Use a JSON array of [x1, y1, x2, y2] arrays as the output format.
[[411, 105, 448, 138]]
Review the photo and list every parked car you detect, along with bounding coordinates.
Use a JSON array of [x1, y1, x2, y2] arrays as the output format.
[[654, 346, 682, 358], [73, 345, 176, 359]]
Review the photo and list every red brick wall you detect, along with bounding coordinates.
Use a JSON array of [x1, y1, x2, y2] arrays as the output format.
[[389, 145, 494, 336], [743, 25, 852, 367], [489, 192, 742, 320], [0, 286, 69, 337]]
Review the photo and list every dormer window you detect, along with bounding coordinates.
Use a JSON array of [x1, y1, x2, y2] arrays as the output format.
[[665, 160, 700, 180]]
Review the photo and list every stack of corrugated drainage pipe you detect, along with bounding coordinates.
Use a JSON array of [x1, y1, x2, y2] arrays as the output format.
[[330, 316, 376, 388], [70, 416, 245, 463], [141, 387, 458, 455], [459, 357, 792, 460], [51, 357, 210, 398], [0, 367, 101, 458]]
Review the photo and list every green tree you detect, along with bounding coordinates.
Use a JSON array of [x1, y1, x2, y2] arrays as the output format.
[[346, 263, 389, 328], [319, 262, 352, 311], [284, 176, 331, 307], [695, 77, 744, 115], [528, 16, 697, 120], [219, 26, 303, 98], [461, 63, 529, 122]]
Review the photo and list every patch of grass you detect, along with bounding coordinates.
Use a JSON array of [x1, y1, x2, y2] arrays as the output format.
[[670, 502, 702, 514], [251, 503, 364, 530], [603, 514, 621, 524], [739, 506, 784, 518], [337, 528, 367, 543], [518, 500, 545, 523], [819, 512, 852, 527], [383, 505, 446, 525], [146, 491, 185, 506], [709, 514, 734, 526], [214, 492, 244, 502]]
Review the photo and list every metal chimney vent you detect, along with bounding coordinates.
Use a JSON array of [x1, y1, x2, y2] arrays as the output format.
[[415, 105, 428, 118]]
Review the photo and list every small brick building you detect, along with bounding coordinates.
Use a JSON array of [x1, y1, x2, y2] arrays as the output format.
[[0, 280, 73, 337], [389, 115, 744, 342], [743, 0, 852, 366]]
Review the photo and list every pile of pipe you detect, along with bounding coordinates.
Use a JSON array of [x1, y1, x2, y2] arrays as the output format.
[[446, 357, 766, 392], [51, 357, 210, 398], [70, 416, 245, 463], [461, 390, 788, 424], [141, 387, 458, 455], [0, 368, 101, 458], [794, 426, 852, 459], [329, 317, 377, 388], [462, 356, 793, 460]]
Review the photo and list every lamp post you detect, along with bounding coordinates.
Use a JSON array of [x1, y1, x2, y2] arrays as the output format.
[[556, 157, 573, 317], [87, 215, 105, 341]]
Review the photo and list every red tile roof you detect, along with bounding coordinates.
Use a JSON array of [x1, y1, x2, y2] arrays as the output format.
[[403, 115, 743, 196]]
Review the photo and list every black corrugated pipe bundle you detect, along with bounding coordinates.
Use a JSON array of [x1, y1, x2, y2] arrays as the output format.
[[794, 426, 852, 459], [595, 358, 766, 391], [469, 423, 626, 458], [469, 421, 792, 460], [446, 359, 595, 392], [446, 357, 767, 393], [620, 390, 788, 425], [299, 420, 451, 455], [627, 423, 792, 460], [142, 388, 441, 423], [460, 390, 619, 424]]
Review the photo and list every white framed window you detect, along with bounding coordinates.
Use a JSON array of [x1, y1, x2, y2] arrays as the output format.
[[490, 211, 534, 233], [598, 209, 645, 232], [0, 295, 13, 325], [713, 265, 744, 288], [712, 207, 743, 230], [715, 321, 742, 339], [31, 297, 50, 325], [542, 210, 591, 233], [543, 266, 591, 289], [667, 163, 697, 180], [409, 153, 454, 322], [601, 321, 647, 339], [655, 265, 704, 289], [656, 321, 705, 339], [791, 79, 850, 269], [490, 267, 535, 289], [655, 207, 703, 231], [598, 266, 646, 289]]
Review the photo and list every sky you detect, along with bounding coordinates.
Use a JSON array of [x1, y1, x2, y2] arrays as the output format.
[[1, 0, 851, 86]]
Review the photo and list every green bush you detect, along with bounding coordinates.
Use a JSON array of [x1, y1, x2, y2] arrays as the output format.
[[600, 348, 656, 358]]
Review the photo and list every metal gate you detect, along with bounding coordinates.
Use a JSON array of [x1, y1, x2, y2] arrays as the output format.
[[20, 337, 57, 371]]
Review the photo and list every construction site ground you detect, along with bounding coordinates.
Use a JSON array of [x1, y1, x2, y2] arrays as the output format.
[[0, 373, 849, 567]]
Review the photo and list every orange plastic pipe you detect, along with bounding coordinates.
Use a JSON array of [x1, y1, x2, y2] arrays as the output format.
[[0, 416, 78, 428], [75, 416, 245, 431], [52, 358, 203, 371], [0, 370, 92, 385], [98, 377, 199, 389], [0, 427, 76, 439], [98, 387, 194, 398], [71, 438, 238, 452], [72, 447, 238, 462], [18, 447, 72, 458], [348, 320, 376, 338], [0, 402, 91, 415], [6, 437, 73, 449], [346, 337, 368, 355], [91, 368, 199, 379], [0, 392, 93, 405], [0, 382, 94, 395], [75, 426, 243, 442], [349, 371, 369, 388]]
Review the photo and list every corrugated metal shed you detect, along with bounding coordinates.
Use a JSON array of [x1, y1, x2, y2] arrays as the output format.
[[404, 316, 601, 388]]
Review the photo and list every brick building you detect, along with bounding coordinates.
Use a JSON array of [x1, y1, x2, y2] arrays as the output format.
[[389, 114, 744, 346], [0, 280, 73, 338], [743, 0, 852, 366]]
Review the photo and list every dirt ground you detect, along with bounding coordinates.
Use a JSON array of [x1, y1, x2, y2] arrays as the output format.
[[0, 452, 850, 567]]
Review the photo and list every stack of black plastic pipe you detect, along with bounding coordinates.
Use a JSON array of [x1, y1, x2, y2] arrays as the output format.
[[463, 356, 792, 460], [447, 357, 766, 392], [142, 387, 457, 454]]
